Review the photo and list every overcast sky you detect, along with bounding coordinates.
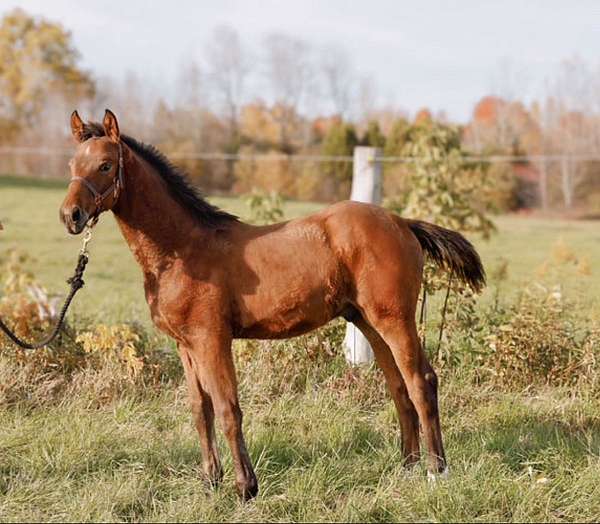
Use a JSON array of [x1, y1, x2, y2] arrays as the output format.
[[3, 1, 600, 122]]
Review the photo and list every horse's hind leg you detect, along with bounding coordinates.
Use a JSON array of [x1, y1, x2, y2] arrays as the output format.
[[370, 315, 447, 476], [179, 344, 223, 486], [353, 317, 420, 467]]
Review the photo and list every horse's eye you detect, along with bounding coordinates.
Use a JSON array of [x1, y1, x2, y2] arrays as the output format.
[[100, 162, 112, 173]]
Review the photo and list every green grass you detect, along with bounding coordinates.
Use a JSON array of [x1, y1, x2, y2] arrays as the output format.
[[2, 175, 600, 522], [2, 384, 600, 521], [480, 214, 600, 308]]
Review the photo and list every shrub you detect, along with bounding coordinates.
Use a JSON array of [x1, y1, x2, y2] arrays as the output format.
[[384, 122, 495, 360], [440, 240, 600, 391], [320, 122, 358, 198], [0, 251, 181, 407], [385, 123, 495, 301], [0, 250, 67, 345], [243, 189, 285, 225], [480, 285, 600, 389]]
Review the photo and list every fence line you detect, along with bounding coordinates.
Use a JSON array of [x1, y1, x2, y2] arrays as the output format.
[[2, 146, 600, 164]]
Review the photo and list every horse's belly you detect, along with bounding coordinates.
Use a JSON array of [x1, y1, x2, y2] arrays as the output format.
[[237, 318, 328, 339], [236, 311, 331, 339], [235, 285, 342, 339]]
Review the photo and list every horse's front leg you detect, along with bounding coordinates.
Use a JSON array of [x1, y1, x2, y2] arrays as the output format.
[[186, 327, 258, 500], [178, 343, 223, 487]]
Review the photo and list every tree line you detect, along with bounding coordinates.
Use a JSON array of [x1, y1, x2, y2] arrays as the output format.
[[1, 8, 600, 211]]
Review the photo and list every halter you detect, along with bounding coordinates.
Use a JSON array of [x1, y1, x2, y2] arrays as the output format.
[[69, 141, 125, 220]]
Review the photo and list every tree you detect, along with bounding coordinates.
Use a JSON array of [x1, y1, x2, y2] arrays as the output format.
[[320, 45, 355, 118], [381, 118, 410, 199], [402, 123, 494, 238], [464, 95, 540, 155], [546, 58, 597, 209], [204, 26, 250, 150], [528, 57, 600, 210], [362, 120, 385, 148], [414, 108, 433, 126], [321, 121, 358, 198], [355, 77, 377, 123], [177, 59, 204, 111], [262, 33, 315, 151], [384, 118, 409, 156], [0, 8, 94, 140]]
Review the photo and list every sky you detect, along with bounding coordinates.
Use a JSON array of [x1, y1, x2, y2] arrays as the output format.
[[3, 0, 600, 122]]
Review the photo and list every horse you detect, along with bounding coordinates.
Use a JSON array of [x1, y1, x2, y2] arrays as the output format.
[[59, 109, 485, 499]]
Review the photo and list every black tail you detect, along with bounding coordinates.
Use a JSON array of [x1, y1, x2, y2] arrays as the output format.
[[407, 220, 486, 292]]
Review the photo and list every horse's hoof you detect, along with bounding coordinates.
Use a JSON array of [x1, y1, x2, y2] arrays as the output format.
[[236, 476, 259, 501], [427, 466, 450, 484]]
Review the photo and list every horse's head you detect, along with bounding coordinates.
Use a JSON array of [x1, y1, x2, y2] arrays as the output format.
[[60, 109, 124, 234]]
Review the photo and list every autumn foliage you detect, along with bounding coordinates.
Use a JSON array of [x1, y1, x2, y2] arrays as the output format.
[[1, 9, 600, 210]]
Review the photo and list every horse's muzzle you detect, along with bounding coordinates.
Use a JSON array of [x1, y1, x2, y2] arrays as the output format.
[[60, 205, 88, 235]]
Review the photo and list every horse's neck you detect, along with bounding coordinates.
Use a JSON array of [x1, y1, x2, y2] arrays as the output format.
[[112, 155, 201, 275]]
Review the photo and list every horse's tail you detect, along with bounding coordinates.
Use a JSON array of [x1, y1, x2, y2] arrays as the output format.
[[407, 219, 486, 292]]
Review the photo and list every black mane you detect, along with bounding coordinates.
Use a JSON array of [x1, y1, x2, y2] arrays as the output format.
[[82, 122, 238, 228]]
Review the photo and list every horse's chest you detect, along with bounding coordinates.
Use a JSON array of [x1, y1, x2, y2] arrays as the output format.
[[143, 273, 187, 338], [144, 289, 169, 333]]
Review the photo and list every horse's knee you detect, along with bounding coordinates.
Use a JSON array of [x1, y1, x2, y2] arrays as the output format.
[[217, 401, 243, 438]]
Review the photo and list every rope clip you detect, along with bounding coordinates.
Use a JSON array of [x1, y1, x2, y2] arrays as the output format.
[[80, 222, 95, 256]]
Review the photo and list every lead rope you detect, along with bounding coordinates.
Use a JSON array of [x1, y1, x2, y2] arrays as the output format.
[[0, 222, 95, 350]]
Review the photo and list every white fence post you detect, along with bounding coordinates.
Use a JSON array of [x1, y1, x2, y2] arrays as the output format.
[[344, 146, 382, 365]]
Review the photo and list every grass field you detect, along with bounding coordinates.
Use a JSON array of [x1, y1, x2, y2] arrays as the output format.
[[2, 175, 600, 522]]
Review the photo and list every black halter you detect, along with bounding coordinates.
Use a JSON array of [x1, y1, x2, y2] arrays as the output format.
[[69, 142, 124, 219]]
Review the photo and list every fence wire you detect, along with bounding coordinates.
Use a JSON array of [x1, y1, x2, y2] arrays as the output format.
[[2, 146, 600, 164], [2, 146, 600, 213]]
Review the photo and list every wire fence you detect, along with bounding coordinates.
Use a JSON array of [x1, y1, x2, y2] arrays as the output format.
[[2, 146, 600, 214], [2, 146, 600, 163]]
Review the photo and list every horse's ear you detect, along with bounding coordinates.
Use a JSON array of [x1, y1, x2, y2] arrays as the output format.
[[70, 110, 87, 143], [103, 109, 120, 143]]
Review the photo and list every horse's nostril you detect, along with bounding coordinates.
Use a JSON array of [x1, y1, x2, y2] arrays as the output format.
[[71, 207, 81, 223]]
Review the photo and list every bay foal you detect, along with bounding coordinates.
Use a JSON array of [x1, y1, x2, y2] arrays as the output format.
[[60, 110, 485, 499]]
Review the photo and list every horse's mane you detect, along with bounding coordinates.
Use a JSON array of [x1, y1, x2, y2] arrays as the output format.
[[81, 122, 238, 228]]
